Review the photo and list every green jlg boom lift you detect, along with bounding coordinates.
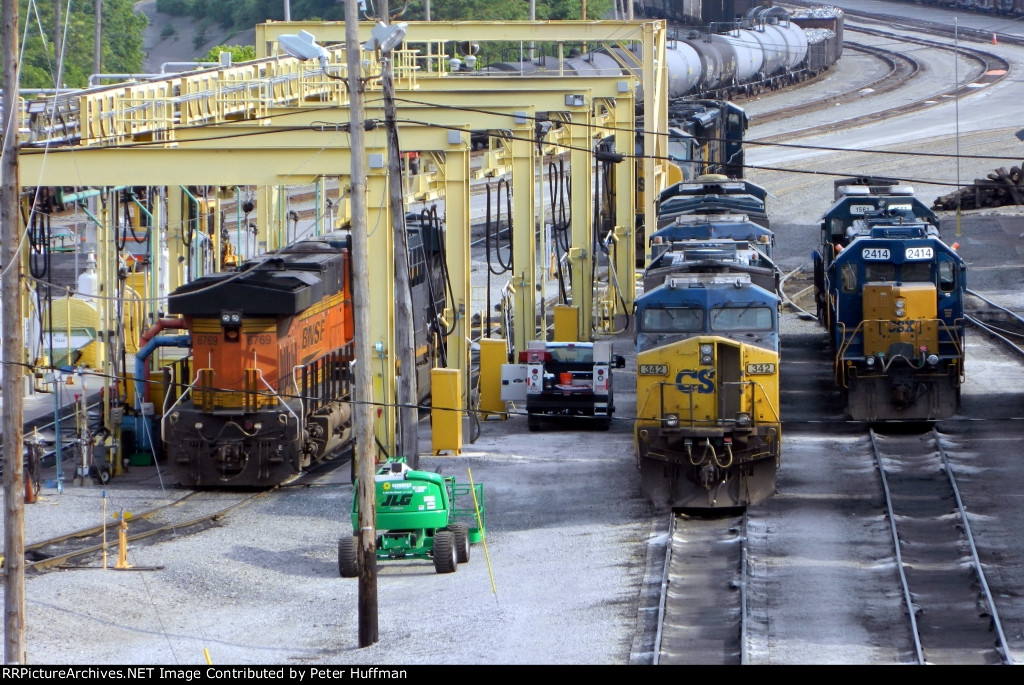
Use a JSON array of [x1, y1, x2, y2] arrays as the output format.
[[339, 458, 486, 575]]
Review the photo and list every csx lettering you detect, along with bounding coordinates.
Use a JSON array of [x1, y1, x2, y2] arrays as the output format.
[[382, 493, 413, 506], [675, 369, 715, 394], [888, 321, 920, 333], [301, 321, 325, 347]]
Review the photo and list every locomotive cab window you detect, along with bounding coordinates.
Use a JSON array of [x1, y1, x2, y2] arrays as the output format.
[[840, 263, 858, 293], [864, 264, 896, 283], [709, 306, 774, 332], [938, 261, 956, 293], [640, 307, 704, 333], [900, 262, 931, 283]]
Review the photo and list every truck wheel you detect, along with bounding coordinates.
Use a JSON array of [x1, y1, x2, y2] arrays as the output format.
[[449, 522, 471, 563], [338, 535, 359, 578], [527, 412, 541, 432], [596, 417, 611, 431], [433, 530, 458, 574]]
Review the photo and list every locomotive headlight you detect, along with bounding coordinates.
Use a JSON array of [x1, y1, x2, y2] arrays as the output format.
[[663, 414, 679, 428], [736, 412, 751, 426], [927, 354, 939, 366], [700, 343, 714, 365], [221, 310, 243, 326], [895, 307, 906, 317], [865, 356, 876, 368], [895, 298, 906, 317]]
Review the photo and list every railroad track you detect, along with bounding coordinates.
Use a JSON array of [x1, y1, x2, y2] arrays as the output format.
[[965, 289, 1024, 358], [749, 25, 1008, 146], [869, 426, 1014, 665], [656, 511, 749, 665], [7, 489, 266, 574]]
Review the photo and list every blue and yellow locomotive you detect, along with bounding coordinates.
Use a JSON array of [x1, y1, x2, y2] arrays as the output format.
[[813, 181, 966, 421], [634, 272, 782, 509]]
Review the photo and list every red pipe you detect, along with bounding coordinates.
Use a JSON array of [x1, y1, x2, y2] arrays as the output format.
[[139, 317, 186, 346]]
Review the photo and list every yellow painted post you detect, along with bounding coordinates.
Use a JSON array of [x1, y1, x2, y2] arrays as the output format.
[[553, 305, 579, 342], [477, 338, 508, 419], [431, 368, 463, 455]]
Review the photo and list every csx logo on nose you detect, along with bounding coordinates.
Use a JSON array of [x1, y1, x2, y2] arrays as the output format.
[[675, 369, 715, 394]]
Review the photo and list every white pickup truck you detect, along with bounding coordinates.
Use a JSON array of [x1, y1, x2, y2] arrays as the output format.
[[501, 340, 626, 431]]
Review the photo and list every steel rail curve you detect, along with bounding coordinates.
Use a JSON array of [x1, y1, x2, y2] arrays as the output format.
[[13, 489, 268, 574]]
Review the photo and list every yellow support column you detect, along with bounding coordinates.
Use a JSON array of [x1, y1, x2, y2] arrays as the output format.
[[477, 338, 508, 419], [569, 104, 594, 341], [510, 122, 538, 356], [364, 139, 397, 460], [431, 368, 463, 455]]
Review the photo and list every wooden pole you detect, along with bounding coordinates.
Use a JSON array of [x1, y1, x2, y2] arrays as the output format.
[[2, 0, 27, 664], [380, 5, 419, 467], [94, 0, 102, 75], [347, 0, 379, 648]]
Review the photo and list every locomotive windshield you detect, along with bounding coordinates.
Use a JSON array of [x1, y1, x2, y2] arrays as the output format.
[[709, 306, 774, 332], [640, 306, 704, 333]]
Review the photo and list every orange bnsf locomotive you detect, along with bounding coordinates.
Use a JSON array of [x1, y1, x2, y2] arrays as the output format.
[[162, 222, 446, 487]]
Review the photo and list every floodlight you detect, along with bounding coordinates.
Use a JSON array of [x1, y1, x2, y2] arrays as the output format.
[[279, 31, 329, 69]]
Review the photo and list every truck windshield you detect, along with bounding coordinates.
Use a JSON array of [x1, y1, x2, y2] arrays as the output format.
[[549, 347, 593, 363]]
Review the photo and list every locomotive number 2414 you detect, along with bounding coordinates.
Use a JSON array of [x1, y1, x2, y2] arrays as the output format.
[[861, 247, 891, 260]]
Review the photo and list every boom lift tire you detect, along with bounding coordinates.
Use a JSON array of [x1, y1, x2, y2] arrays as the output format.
[[432, 530, 458, 574], [338, 535, 359, 577], [450, 522, 471, 563]]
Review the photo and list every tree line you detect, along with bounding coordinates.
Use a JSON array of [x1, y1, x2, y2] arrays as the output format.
[[9, 0, 614, 89]]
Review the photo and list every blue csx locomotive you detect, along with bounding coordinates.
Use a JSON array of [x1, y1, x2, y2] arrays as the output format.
[[634, 176, 782, 510], [813, 180, 967, 421]]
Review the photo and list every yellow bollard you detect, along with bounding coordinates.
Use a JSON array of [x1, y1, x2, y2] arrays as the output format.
[[115, 511, 133, 569]]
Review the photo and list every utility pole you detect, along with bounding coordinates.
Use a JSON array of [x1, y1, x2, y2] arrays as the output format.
[[345, 0, 379, 649], [379, 1, 418, 468], [2, 0, 27, 665], [94, 0, 102, 75], [54, 0, 63, 82]]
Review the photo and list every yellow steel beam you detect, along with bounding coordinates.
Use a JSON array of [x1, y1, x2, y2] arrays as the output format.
[[255, 20, 656, 57]]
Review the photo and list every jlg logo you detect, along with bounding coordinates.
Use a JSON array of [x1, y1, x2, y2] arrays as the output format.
[[382, 493, 414, 506]]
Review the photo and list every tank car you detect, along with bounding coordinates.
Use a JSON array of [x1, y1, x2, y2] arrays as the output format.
[[814, 183, 966, 422], [160, 219, 447, 487], [634, 272, 782, 509], [476, 6, 842, 102]]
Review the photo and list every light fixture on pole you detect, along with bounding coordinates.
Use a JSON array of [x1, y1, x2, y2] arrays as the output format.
[[366, 20, 420, 466]]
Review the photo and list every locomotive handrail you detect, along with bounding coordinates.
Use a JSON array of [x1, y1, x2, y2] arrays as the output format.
[[834, 318, 964, 386], [645, 376, 780, 428]]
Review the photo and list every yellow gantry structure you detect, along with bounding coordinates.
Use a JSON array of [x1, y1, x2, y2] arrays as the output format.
[[17, 20, 670, 457]]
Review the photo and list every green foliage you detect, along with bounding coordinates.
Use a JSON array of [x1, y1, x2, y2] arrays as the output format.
[[198, 45, 257, 63], [11, 0, 147, 89], [146, 0, 615, 33]]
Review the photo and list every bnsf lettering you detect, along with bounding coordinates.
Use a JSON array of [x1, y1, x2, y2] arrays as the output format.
[[302, 321, 326, 348], [675, 369, 715, 394], [382, 493, 414, 506], [246, 334, 272, 346]]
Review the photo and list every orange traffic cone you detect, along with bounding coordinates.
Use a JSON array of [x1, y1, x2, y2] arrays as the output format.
[[993, 33, 998, 45]]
